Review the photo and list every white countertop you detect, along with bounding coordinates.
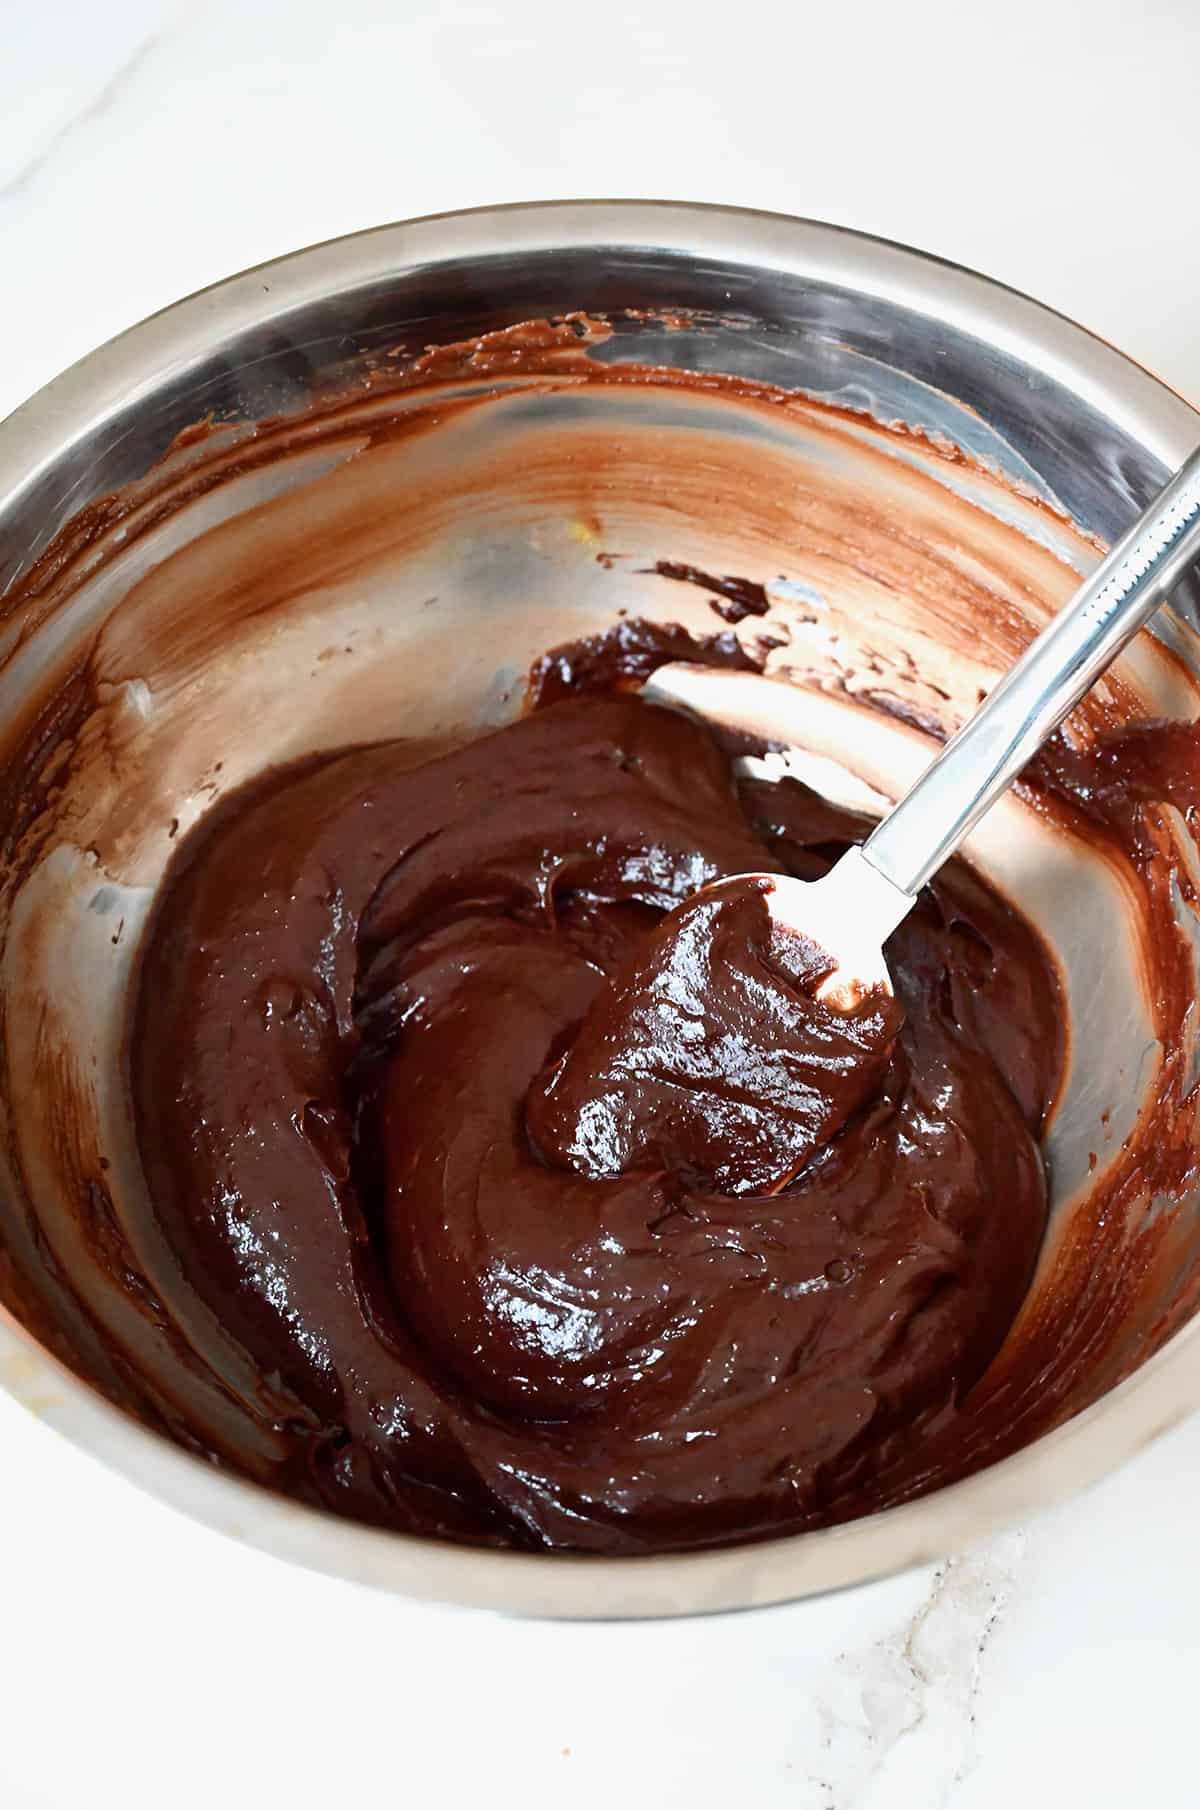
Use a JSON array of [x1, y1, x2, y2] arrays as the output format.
[[2, 2, 1199, 1804]]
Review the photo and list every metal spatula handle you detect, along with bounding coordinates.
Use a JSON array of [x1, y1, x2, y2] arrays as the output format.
[[862, 446, 1200, 901]]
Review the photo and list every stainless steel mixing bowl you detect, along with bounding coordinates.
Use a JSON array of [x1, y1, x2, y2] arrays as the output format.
[[1, 201, 1198, 1617]]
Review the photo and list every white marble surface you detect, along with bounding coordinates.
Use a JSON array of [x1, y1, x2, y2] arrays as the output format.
[[2, 1, 1200, 1804]]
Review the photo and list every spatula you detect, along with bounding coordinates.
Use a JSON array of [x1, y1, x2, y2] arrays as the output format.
[[648, 447, 1200, 1011]]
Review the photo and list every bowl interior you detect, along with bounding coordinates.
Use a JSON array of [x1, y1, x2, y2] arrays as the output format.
[[1, 208, 1199, 1615]]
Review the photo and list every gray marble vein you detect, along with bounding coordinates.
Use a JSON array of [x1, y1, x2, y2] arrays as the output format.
[[1, 3, 187, 203]]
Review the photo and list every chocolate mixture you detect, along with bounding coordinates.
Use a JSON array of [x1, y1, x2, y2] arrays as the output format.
[[131, 630, 1061, 1552], [1, 321, 1198, 1563]]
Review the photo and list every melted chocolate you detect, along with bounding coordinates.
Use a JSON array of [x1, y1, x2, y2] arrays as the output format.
[[526, 876, 903, 1196], [648, 561, 772, 624], [130, 634, 1060, 1552], [2, 320, 1197, 1566]]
